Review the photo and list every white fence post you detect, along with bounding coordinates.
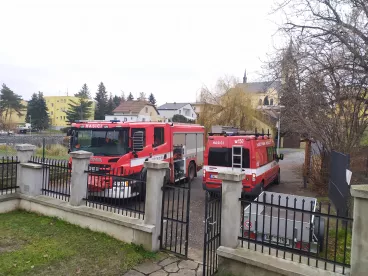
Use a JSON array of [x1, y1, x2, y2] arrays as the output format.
[[144, 160, 169, 251], [15, 144, 36, 163], [350, 184, 368, 275], [218, 171, 245, 248], [69, 151, 92, 206]]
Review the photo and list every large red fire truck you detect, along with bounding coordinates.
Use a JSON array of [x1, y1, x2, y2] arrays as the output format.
[[202, 127, 284, 195], [67, 121, 205, 198]]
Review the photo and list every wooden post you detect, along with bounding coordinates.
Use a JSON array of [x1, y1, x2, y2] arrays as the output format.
[[302, 139, 312, 188]]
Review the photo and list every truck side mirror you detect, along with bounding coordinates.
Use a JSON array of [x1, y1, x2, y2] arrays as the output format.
[[278, 154, 284, 160], [132, 131, 144, 152]]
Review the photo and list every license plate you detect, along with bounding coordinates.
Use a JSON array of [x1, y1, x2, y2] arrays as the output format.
[[264, 234, 289, 245], [210, 175, 218, 179]]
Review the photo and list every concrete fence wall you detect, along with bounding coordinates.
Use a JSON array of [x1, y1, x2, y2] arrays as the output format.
[[0, 144, 167, 252], [0, 135, 66, 148]]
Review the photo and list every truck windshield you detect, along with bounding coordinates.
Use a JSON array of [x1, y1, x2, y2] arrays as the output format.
[[208, 148, 250, 168], [71, 128, 129, 156]]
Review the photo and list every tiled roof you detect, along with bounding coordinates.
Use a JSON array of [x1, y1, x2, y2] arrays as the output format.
[[157, 103, 191, 110], [236, 81, 281, 94], [113, 100, 157, 115]]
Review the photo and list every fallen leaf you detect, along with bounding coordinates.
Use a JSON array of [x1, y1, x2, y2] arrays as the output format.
[[13, 264, 17, 267], [31, 266, 34, 269], [43, 254, 49, 258], [26, 261, 30, 264]]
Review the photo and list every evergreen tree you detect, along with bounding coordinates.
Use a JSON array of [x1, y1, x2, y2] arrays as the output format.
[[74, 83, 91, 99], [26, 92, 49, 130], [121, 91, 126, 102], [0, 84, 25, 122], [66, 84, 93, 123], [127, 92, 134, 101], [107, 93, 115, 115], [113, 95, 121, 108], [148, 93, 157, 105], [138, 92, 146, 101], [94, 82, 108, 120]]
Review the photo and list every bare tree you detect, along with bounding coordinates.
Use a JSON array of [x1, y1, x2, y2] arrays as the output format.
[[198, 76, 256, 134], [268, 0, 368, 191]]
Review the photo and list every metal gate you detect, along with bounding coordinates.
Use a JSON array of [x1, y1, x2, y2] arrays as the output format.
[[160, 178, 191, 257], [203, 191, 222, 276]]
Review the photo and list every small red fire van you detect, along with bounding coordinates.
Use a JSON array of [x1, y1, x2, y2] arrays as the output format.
[[202, 128, 284, 195]]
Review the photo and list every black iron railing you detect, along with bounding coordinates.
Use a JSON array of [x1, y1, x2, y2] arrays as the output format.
[[160, 177, 191, 257], [203, 191, 222, 276], [85, 166, 146, 219], [29, 156, 71, 201], [0, 156, 19, 195], [239, 193, 352, 275]]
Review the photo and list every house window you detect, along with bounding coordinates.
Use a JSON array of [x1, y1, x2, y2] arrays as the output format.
[[193, 106, 196, 111], [154, 127, 164, 147], [150, 112, 152, 116], [142, 118, 146, 122], [179, 110, 181, 114], [56, 117, 58, 119], [192, 114, 193, 117], [52, 103, 54, 107], [270, 98, 274, 105], [145, 107, 148, 113]]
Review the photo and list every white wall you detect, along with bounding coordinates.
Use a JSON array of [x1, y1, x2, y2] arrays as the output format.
[[158, 104, 197, 120], [105, 115, 152, 122]]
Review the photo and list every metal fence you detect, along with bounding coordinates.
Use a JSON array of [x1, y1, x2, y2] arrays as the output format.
[[0, 156, 19, 195], [85, 165, 146, 219], [160, 177, 191, 257], [203, 191, 222, 276], [29, 156, 71, 201], [239, 193, 352, 275]]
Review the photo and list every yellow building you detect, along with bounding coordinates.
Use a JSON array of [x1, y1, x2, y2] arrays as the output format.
[[45, 96, 95, 129]]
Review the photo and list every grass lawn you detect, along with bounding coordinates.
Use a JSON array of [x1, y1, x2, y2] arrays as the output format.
[[0, 211, 157, 276]]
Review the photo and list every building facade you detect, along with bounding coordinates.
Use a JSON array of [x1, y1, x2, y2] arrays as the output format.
[[157, 103, 197, 121], [108, 100, 161, 122], [45, 96, 95, 129]]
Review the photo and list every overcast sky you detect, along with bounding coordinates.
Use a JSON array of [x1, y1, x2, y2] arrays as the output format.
[[0, 0, 280, 105]]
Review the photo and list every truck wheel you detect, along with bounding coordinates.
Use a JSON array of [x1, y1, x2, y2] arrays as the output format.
[[139, 168, 147, 201], [274, 171, 281, 185], [259, 182, 265, 195], [187, 162, 196, 182], [314, 216, 325, 253]]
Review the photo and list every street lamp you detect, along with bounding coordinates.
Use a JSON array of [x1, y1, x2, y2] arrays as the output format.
[[29, 115, 32, 136]]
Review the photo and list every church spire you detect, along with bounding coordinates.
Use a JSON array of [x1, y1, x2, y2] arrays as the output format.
[[243, 69, 247, 83]]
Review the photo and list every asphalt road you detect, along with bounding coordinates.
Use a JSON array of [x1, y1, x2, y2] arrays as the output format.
[[187, 171, 206, 259]]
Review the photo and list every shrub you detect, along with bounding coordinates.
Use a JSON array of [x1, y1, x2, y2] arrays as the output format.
[[36, 144, 67, 157]]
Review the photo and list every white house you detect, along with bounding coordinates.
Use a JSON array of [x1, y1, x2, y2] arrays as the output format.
[[157, 103, 197, 121], [105, 100, 161, 122]]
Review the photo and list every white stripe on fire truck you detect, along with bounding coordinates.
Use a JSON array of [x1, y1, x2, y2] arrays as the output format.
[[203, 161, 278, 177], [130, 147, 205, 167]]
